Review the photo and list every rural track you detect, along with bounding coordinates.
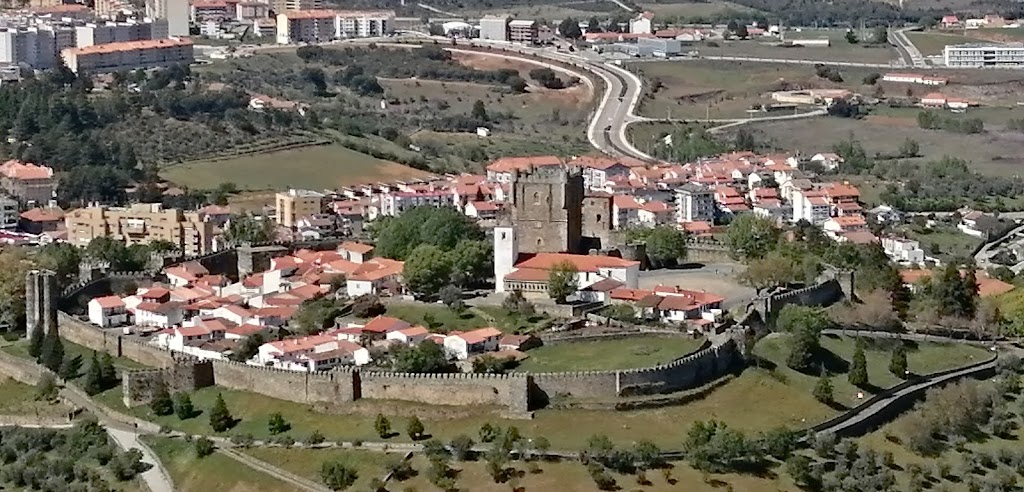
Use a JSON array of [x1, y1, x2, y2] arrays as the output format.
[[219, 447, 332, 492]]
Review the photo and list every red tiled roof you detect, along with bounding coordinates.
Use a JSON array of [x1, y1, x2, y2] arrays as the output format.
[[362, 315, 410, 333], [514, 253, 639, 273], [504, 268, 549, 282], [453, 327, 502, 344], [609, 288, 655, 302], [227, 323, 265, 337], [486, 155, 562, 173], [348, 258, 403, 282], [141, 287, 170, 299], [91, 295, 124, 309], [19, 207, 63, 222], [339, 241, 374, 254], [0, 160, 53, 180]]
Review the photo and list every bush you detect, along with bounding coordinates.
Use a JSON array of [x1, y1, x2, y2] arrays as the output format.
[[321, 460, 358, 491], [374, 414, 391, 439], [305, 430, 326, 446], [407, 416, 425, 441], [230, 433, 254, 448], [194, 437, 215, 458], [149, 386, 174, 416], [268, 412, 290, 435]]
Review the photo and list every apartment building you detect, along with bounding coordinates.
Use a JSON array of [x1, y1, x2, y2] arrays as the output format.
[[675, 183, 715, 223], [944, 43, 1024, 68], [0, 160, 57, 205], [508, 19, 537, 44], [66, 203, 214, 256], [479, 15, 510, 41], [236, 1, 271, 21], [271, 0, 324, 12], [75, 20, 169, 48], [191, 1, 232, 22], [61, 37, 193, 73], [275, 189, 323, 228], [145, 0, 190, 36], [0, 196, 18, 230], [275, 10, 394, 44]]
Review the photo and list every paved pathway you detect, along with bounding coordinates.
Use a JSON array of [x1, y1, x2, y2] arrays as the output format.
[[107, 427, 175, 492], [220, 448, 331, 492]]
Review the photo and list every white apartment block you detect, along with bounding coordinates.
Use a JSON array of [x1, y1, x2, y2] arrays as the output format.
[[508, 19, 537, 44], [275, 10, 394, 44], [675, 183, 715, 223], [944, 43, 1024, 68], [0, 196, 17, 230], [379, 191, 455, 217], [75, 20, 168, 48], [62, 37, 194, 73], [146, 0, 190, 36], [479, 15, 510, 41], [881, 237, 926, 265]]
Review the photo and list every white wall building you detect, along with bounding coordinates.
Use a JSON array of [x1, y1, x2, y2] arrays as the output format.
[[676, 183, 715, 223], [88, 296, 129, 327], [629, 12, 654, 34], [944, 43, 1024, 68], [882, 237, 926, 265], [443, 327, 502, 360], [62, 38, 194, 73], [479, 15, 510, 41], [276, 10, 395, 44], [146, 0, 189, 36]]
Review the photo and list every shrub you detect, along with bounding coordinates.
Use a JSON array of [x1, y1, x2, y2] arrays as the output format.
[[194, 437, 214, 458]]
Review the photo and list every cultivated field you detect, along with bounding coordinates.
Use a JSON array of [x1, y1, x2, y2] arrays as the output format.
[[515, 336, 706, 372], [695, 31, 899, 64], [159, 144, 434, 191]]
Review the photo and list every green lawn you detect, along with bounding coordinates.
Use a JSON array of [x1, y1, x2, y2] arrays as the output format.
[[754, 334, 990, 407], [638, 1, 758, 17], [160, 144, 432, 191], [141, 436, 294, 492], [905, 31, 989, 55], [515, 336, 705, 372], [473, 306, 550, 334], [694, 32, 898, 64]]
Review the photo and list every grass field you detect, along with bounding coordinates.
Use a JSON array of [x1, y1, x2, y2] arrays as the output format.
[[159, 144, 433, 191], [901, 225, 985, 261], [905, 31, 989, 55], [93, 367, 834, 449], [695, 31, 899, 64], [515, 336, 705, 372], [251, 448, 795, 492], [0, 376, 69, 418], [754, 334, 990, 407], [142, 436, 293, 492], [637, 1, 757, 17], [630, 60, 880, 119], [743, 112, 1024, 179], [378, 302, 549, 334], [2, 337, 150, 370]]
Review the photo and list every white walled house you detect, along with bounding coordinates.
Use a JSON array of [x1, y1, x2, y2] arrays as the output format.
[[345, 258, 404, 297], [882, 236, 926, 265], [88, 296, 129, 327], [444, 327, 502, 360], [385, 326, 429, 345], [212, 305, 253, 325], [133, 301, 184, 328], [338, 241, 374, 264]]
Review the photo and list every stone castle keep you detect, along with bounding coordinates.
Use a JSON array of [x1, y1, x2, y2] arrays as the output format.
[[25, 270, 57, 334]]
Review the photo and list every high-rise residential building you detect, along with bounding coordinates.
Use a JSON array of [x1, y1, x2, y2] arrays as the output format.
[[61, 37, 193, 73], [66, 203, 214, 256], [479, 14, 510, 41], [75, 20, 167, 48], [275, 10, 394, 44], [271, 0, 323, 12], [275, 189, 324, 228], [508, 19, 537, 44], [0, 196, 18, 230], [145, 0, 189, 36], [675, 183, 715, 223], [944, 43, 1024, 68]]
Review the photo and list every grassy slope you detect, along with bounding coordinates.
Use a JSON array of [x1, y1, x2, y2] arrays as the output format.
[[142, 436, 294, 492], [515, 336, 706, 372], [906, 31, 989, 55], [0, 377, 69, 418], [2, 337, 150, 370], [754, 334, 990, 407]]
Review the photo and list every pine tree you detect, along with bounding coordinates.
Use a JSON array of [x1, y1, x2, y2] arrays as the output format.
[[209, 393, 234, 432], [83, 352, 103, 395], [174, 393, 195, 420], [848, 339, 869, 388], [889, 344, 908, 378], [374, 414, 391, 439], [268, 412, 290, 435], [39, 328, 64, 373], [150, 385, 174, 416], [813, 372, 834, 404], [99, 353, 117, 389], [407, 416, 425, 441], [58, 354, 83, 380], [27, 322, 44, 359]]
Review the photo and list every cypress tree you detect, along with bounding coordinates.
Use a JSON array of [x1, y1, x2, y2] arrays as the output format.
[[848, 339, 868, 388], [27, 322, 44, 360], [83, 352, 103, 395], [39, 328, 63, 373], [813, 373, 834, 404], [889, 344, 908, 378], [99, 353, 117, 389], [209, 393, 234, 432]]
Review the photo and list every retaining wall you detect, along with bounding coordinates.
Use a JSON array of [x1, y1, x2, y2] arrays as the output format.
[[0, 351, 43, 385], [209, 359, 357, 405], [58, 313, 174, 368], [361, 372, 530, 413]]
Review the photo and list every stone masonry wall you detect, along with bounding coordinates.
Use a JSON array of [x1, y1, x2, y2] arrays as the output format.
[[616, 340, 737, 396], [58, 313, 174, 368], [0, 351, 43, 385], [209, 359, 357, 405], [360, 372, 530, 413]]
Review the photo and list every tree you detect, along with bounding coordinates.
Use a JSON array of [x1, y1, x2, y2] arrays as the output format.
[[872, 26, 888, 44], [34, 373, 57, 401], [471, 100, 488, 121], [448, 240, 491, 287], [890, 344, 908, 378], [149, 384, 174, 416], [863, 72, 881, 85], [99, 353, 117, 389], [644, 226, 688, 268], [407, 416, 425, 441], [734, 128, 757, 151], [224, 214, 276, 245], [479, 423, 499, 443], [899, 138, 920, 158], [268, 412, 290, 435], [174, 393, 195, 420], [547, 261, 579, 304], [372, 206, 484, 260], [734, 24, 749, 39], [209, 394, 234, 432], [58, 353, 82, 380], [321, 461, 358, 491], [194, 437, 214, 458], [375, 414, 392, 438], [230, 332, 264, 362], [27, 322, 44, 359], [725, 214, 780, 261], [35, 243, 81, 287], [813, 372, 834, 403], [778, 305, 830, 373], [786, 455, 816, 488], [848, 338, 869, 387], [739, 251, 801, 292], [439, 285, 463, 311], [507, 76, 527, 93], [292, 297, 341, 335], [83, 352, 104, 395], [403, 245, 454, 297], [845, 30, 859, 44], [39, 326, 64, 372], [472, 354, 512, 374], [449, 435, 475, 461], [391, 341, 452, 373], [559, 18, 583, 39]]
